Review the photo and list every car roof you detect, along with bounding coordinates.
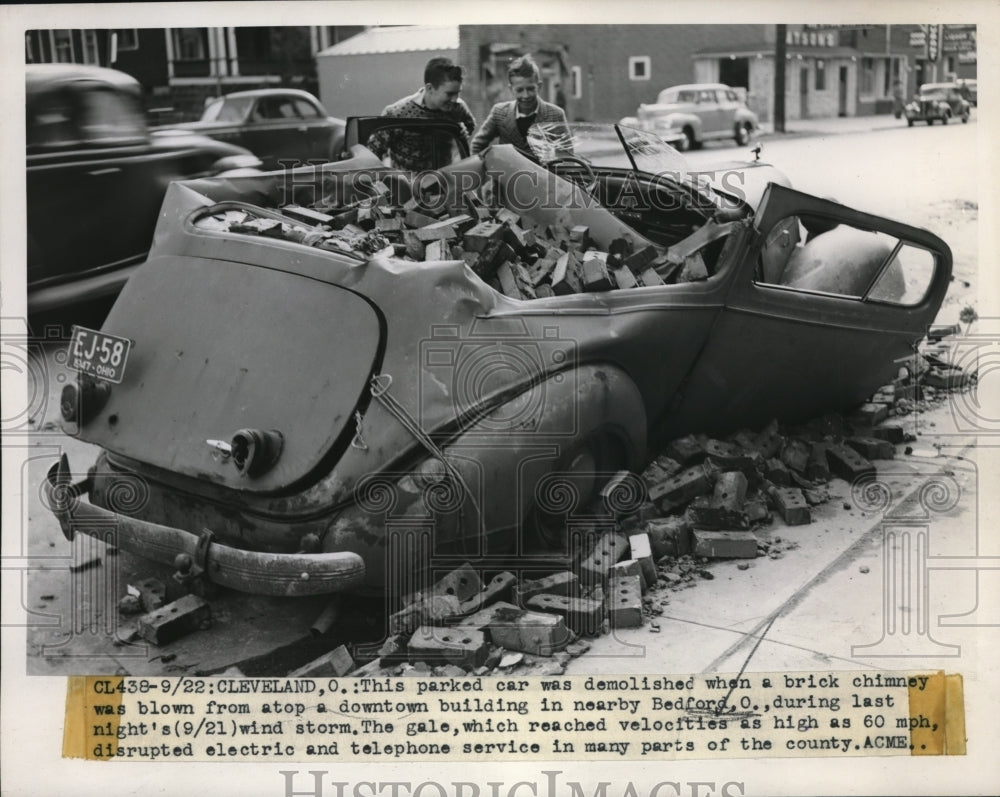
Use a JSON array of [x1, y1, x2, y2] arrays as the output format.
[[26, 63, 141, 95], [211, 88, 321, 103], [661, 83, 732, 93]]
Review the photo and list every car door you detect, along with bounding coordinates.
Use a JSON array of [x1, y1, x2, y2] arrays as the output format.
[[661, 184, 952, 436], [291, 96, 336, 162], [697, 89, 725, 136], [345, 116, 470, 170], [716, 89, 740, 132], [238, 95, 310, 169]]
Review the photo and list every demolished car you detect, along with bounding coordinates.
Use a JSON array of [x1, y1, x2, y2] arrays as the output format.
[[46, 118, 952, 599]]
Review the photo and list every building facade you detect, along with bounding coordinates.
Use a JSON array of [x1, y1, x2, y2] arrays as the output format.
[[25, 24, 977, 125], [25, 26, 364, 121]]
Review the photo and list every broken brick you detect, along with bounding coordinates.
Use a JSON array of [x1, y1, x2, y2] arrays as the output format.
[[627, 532, 657, 585], [753, 419, 783, 458], [607, 575, 643, 628], [551, 252, 584, 295], [577, 532, 629, 585], [846, 437, 896, 461], [137, 594, 211, 645], [806, 442, 832, 482], [638, 267, 665, 286], [780, 439, 811, 473], [826, 443, 877, 482], [647, 463, 714, 512], [404, 209, 438, 228], [282, 206, 335, 226], [851, 402, 889, 427], [766, 458, 792, 486], [526, 594, 603, 637], [871, 424, 906, 444], [644, 517, 692, 557], [389, 594, 462, 635], [408, 625, 488, 670], [691, 471, 749, 529], [692, 530, 758, 559], [463, 221, 505, 252], [612, 266, 639, 290], [582, 254, 613, 292], [623, 245, 659, 273], [289, 645, 355, 677], [425, 239, 448, 261], [135, 578, 166, 613], [664, 435, 705, 466], [512, 571, 579, 606], [460, 603, 570, 656], [458, 571, 517, 615], [771, 487, 811, 526], [610, 559, 648, 592]]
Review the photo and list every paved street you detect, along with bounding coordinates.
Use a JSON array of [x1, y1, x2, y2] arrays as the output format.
[[15, 114, 989, 678]]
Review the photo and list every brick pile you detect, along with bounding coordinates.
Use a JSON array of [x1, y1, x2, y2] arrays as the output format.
[[201, 178, 717, 297]]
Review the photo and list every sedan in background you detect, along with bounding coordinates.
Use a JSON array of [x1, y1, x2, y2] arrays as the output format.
[[904, 83, 971, 126], [26, 64, 261, 318], [154, 89, 346, 170], [623, 83, 758, 151]]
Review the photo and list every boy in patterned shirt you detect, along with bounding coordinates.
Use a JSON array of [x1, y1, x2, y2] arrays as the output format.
[[368, 57, 477, 172]]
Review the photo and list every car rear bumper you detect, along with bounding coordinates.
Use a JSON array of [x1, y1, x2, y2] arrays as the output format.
[[44, 453, 365, 597]]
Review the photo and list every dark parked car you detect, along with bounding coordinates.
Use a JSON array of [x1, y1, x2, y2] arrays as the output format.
[[153, 89, 346, 170], [26, 64, 261, 317], [904, 82, 971, 126], [47, 118, 951, 598]]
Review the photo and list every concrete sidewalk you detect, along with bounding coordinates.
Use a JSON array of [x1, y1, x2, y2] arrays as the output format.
[[757, 111, 955, 139]]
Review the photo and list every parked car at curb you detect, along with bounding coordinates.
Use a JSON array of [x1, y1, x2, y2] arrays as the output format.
[[955, 78, 977, 107], [904, 83, 971, 126], [46, 117, 952, 599], [624, 83, 758, 151], [26, 64, 262, 318], [153, 88, 346, 170]]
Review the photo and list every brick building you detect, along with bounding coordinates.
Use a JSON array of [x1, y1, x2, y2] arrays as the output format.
[[457, 24, 977, 124]]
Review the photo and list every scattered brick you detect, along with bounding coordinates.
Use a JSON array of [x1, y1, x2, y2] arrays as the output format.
[[512, 571, 579, 606], [627, 532, 657, 586], [846, 437, 896, 461], [577, 532, 629, 584], [766, 458, 792, 486], [610, 559, 648, 592], [644, 517, 692, 557], [526, 594, 604, 637], [389, 594, 462, 635], [459, 571, 517, 615], [408, 625, 488, 670], [692, 530, 759, 559], [771, 487, 811, 526], [806, 442, 832, 482], [289, 645, 355, 677], [647, 464, 714, 512], [826, 443, 877, 482], [780, 439, 811, 473], [871, 424, 906, 444], [851, 402, 889, 427], [665, 435, 704, 466], [137, 594, 211, 645], [607, 575, 643, 628]]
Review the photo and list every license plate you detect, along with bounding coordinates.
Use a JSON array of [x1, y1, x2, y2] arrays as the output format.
[[68, 326, 133, 384]]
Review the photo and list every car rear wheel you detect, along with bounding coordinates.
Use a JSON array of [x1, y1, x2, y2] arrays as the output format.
[[734, 122, 751, 146], [942, 112, 950, 125], [907, 118, 914, 127], [676, 128, 694, 152], [526, 433, 629, 551]]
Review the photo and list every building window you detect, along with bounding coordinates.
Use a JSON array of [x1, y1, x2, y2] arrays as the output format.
[[51, 30, 74, 63], [25, 32, 35, 63], [115, 29, 139, 51], [172, 28, 208, 61], [629, 56, 651, 81], [815, 60, 826, 91], [571, 65, 582, 99], [82, 30, 100, 64]]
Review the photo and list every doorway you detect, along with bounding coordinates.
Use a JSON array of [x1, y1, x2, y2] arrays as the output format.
[[838, 66, 848, 116], [800, 67, 809, 118]]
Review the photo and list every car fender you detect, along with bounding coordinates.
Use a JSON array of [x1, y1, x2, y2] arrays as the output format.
[[734, 108, 758, 129], [322, 363, 648, 588]]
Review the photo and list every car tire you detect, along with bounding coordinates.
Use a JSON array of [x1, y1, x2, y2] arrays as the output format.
[[962, 113, 969, 124], [734, 123, 751, 146], [676, 128, 694, 152], [942, 113, 949, 125], [907, 118, 914, 127]]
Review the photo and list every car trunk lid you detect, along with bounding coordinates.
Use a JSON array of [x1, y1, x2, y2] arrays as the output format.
[[76, 253, 382, 493]]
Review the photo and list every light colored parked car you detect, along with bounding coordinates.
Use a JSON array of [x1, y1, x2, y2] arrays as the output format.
[[626, 83, 758, 151]]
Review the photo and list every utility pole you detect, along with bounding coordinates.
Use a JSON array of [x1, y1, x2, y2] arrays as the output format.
[[774, 24, 787, 133]]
